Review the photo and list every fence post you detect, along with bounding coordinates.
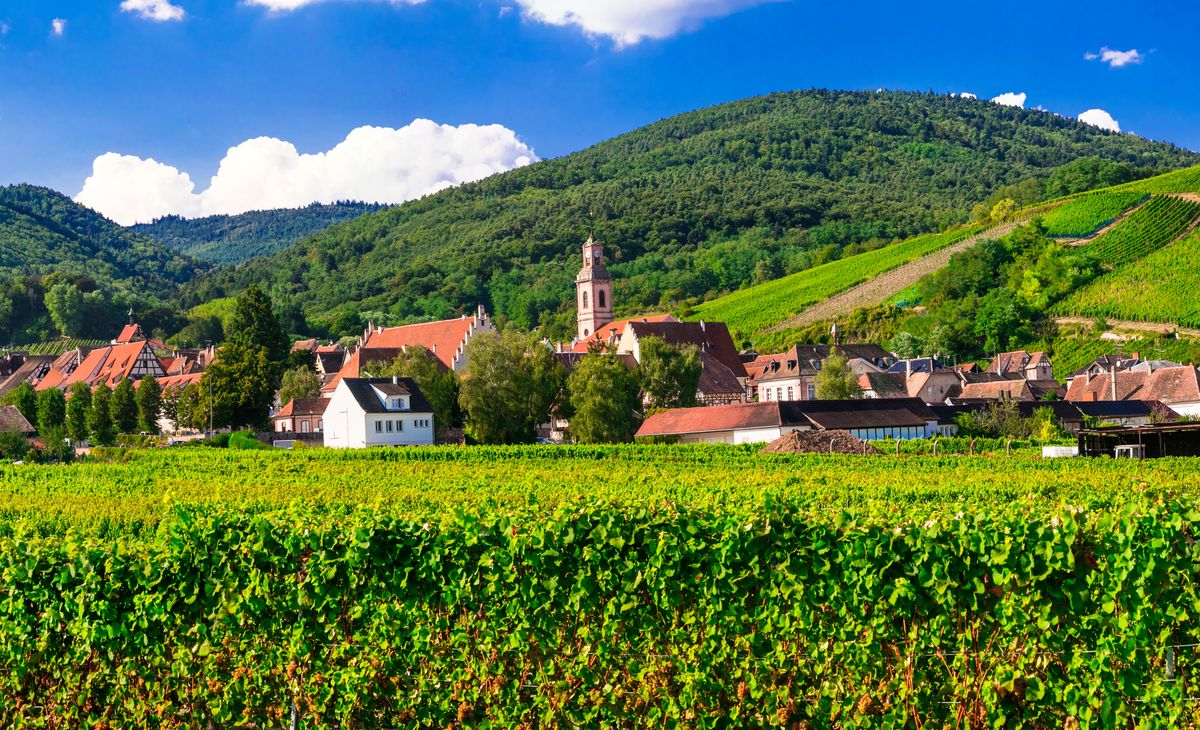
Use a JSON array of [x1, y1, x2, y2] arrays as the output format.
[[969, 438, 975, 456], [1006, 439, 1011, 456]]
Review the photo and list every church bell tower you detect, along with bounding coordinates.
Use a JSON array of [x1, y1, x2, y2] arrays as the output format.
[[575, 235, 613, 341]]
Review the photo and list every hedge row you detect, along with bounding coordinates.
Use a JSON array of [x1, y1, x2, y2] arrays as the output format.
[[1, 500, 1198, 727]]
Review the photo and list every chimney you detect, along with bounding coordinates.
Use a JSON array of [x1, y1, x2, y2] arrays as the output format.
[[905, 360, 912, 378], [1110, 362, 1118, 402], [393, 376, 399, 385]]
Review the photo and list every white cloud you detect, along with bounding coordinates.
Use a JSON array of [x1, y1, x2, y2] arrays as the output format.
[[0, 22, 10, 35], [51, 18, 67, 36], [245, 0, 423, 11], [952, 92, 976, 99], [1077, 108, 1121, 132], [75, 120, 538, 225], [1084, 47, 1144, 68], [511, 0, 778, 45], [991, 91, 1026, 108], [121, 0, 186, 21]]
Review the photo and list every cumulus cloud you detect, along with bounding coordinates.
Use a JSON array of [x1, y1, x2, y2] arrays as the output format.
[[121, 0, 186, 21], [244, 0, 773, 44], [991, 91, 1026, 108], [75, 120, 538, 225], [1077, 108, 1121, 132], [51, 18, 67, 36], [952, 92, 976, 99], [1084, 47, 1144, 68], [511, 0, 778, 45], [245, 0, 423, 11]]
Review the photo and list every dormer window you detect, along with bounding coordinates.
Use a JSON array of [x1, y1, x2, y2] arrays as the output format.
[[388, 397, 407, 411]]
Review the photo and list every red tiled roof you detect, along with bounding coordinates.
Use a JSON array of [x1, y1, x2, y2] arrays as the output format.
[[569, 314, 678, 353], [959, 380, 1035, 401], [276, 398, 330, 419], [697, 352, 745, 396], [858, 372, 907, 397], [158, 372, 203, 392], [362, 315, 483, 371], [1072, 366, 1200, 406], [39, 341, 161, 391], [637, 401, 781, 437], [114, 323, 146, 344]]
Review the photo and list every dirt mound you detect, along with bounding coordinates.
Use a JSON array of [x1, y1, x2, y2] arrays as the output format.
[[760, 429, 880, 455]]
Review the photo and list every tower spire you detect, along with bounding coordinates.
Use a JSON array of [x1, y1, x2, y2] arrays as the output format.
[[575, 233, 613, 341]]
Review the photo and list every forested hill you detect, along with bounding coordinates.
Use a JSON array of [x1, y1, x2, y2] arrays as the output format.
[[183, 90, 1200, 338], [0, 185, 207, 344], [0, 185, 203, 296], [132, 201, 386, 265]]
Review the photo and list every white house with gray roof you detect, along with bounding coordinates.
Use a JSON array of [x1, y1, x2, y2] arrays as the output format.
[[323, 377, 435, 448]]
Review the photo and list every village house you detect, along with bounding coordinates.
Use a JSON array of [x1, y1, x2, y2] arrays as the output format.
[[274, 398, 329, 435], [635, 398, 941, 444], [323, 307, 496, 395], [1066, 364, 1200, 417], [988, 350, 1055, 381], [323, 377, 435, 448], [749, 344, 896, 402]]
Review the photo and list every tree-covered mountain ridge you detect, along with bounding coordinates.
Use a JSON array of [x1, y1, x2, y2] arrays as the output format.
[[131, 201, 387, 265], [178, 89, 1198, 339]]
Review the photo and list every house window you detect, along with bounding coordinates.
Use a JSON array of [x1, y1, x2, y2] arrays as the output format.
[[317, 420, 323, 432], [397, 420, 404, 431], [598, 290, 606, 308], [777, 388, 783, 400], [300, 421, 310, 433], [807, 384, 816, 399], [375, 421, 382, 433], [787, 387, 794, 401], [386, 420, 394, 432], [582, 291, 589, 309]]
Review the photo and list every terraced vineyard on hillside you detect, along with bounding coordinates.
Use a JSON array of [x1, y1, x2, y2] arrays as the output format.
[[1084, 194, 1200, 266], [690, 225, 983, 338], [1059, 228, 1200, 328], [1039, 191, 1146, 237]]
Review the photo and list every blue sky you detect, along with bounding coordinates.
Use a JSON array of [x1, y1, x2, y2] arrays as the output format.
[[0, 0, 1195, 223]]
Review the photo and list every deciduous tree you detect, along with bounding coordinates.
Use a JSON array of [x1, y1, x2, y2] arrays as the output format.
[[136, 376, 163, 435], [568, 354, 640, 443], [111, 378, 138, 434], [88, 383, 116, 446], [638, 337, 701, 410], [814, 348, 863, 400], [35, 388, 65, 434], [65, 382, 91, 443], [459, 330, 563, 444]]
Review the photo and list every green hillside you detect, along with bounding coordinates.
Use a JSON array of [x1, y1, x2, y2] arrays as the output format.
[[132, 202, 385, 265], [1059, 227, 1200, 327], [183, 90, 1200, 338], [690, 224, 983, 338], [0, 185, 206, 344], [771, 166, 1200, 367]]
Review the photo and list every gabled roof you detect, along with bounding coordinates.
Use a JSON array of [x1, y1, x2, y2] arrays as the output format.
[[0, 355, 55, 396], [38, 340, 163, 391], [276, 398, 330, 419], [114, 323, 147, 344], [338, 377, 433, 415], [858, 371, 907, 398], [0, 405, 34, 434], [625, 320, 747, 378], [886, 357, 943, 374], [988, 350, 1050, 375], [569, 314, 679, 353], [755, 344, 895, 383], [697, 352, 745, 396], [362, 312, 491, 371]]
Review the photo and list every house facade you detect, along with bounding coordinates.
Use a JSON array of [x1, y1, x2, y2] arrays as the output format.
[[323, 377, 435, 448], [274, 398, 330, 434]]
